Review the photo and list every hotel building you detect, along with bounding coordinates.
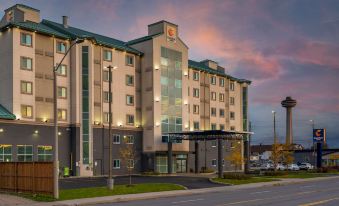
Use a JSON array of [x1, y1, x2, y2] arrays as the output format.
[[0, 4, 250, 176]]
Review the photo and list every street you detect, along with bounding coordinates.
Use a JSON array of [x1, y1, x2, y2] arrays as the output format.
[[93, 177, 339, 206]]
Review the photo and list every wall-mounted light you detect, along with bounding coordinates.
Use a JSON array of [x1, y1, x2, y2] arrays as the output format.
[[184, 100, 188, 105], [117, 122, 123, 127], [34, 130, 39, 134], [154, 65, 159, 70], [185, 124, 189, 129], [94, 121, 101, 125], [155, 97, 160, 102], [0, 128, 4, 133], [184, 71, 188, 76], [58, 132, 62, 136], [42, 118, 48, 123], [155, 122, 160, 127]]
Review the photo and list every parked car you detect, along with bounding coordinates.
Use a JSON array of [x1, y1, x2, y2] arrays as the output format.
[[287, 164, 300, 171], [299, 163, 314, 170], [276, 163, 286, 171], [261, 163, 274, 171]]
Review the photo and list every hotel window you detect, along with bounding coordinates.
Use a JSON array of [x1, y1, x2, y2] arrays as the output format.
[[20, 56, 32, 70], [21, 105, 32, 118], [0, 145, 12, 162], [20, 33, 32, 47], [103, 50, 112, 61], [127, 159, 134, 168], [193, 104, 199, 114], [57, 87, 67, 99], [230, 111, 235, 120], [124, 135, 134, 144], [219, 93, 225, 102], [56, 65, 67, 76], [126, 114, 134, 125], [212, 159, 217, 166], [103, 70, 110, 82], [193, 71, 199, 81], [113, 134, 120, 144], [219, 78, 225, 87], [211, 107, 217, 116], [56, 41, 67, 53], [103, 91, 111, 103], [17, 145, 33, 162], [21, 81, 32, 94], [126, 55, 134, 66], [187, 87, 190, 96], [211, 92, 217, 101], [103, 112, 110, 123], [37, 146, 52, 161], [220, 109, 225, 117], [230, 126, 235, 131], [193, 122, 200, 130], [193, 88, 199, 98], [220, 124, 225, 131], [211, 123, 217, 130], [126, 75, 134, 86], [230, 97, 235, 105], [210, 76, 216, 85], [230, 82, 235, 91], [126, 95, 134, 106], [160, 57, 168, 66], [211, 140, 217, 147], [57, 109, 67, 121], [113, 159, 120, 169]]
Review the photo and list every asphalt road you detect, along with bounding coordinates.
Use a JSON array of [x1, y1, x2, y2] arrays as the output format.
[[93, 177, 339, 206], [60, 175, 223, 190]]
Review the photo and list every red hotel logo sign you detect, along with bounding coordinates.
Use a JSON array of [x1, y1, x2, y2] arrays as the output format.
[[167, 25, 176, 43]]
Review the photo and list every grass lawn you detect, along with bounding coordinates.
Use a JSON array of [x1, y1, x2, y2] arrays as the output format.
[[212, 177, 278, 185], [18, 183, 185, 201]]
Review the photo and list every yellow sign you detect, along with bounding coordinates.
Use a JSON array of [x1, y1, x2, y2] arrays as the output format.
[[166, 25, 176, 43]]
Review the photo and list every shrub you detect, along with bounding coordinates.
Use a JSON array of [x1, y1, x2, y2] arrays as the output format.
[[223, 172, 251, 180], [263, 171, 288, 176], [142, 171, 160, 176], [201, 167, 215, 173]]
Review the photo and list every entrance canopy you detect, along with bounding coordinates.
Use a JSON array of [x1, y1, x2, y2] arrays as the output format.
[[167, 130, 253, 141]]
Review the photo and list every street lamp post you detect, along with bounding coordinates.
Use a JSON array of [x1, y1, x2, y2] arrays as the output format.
[[53, 38, 84, 199], [272, 111, 277, 145]]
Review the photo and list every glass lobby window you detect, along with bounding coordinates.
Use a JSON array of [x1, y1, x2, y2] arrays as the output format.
[[57, 87, 67, 98], [230, 111, 235, 120], [0, 145, 12, 162], [56, 65, 67, 76], [219, 78, 225, 87], [113, 134, 120, 144], [113, 159, 120, 169], [20, 57, 32, 70], [126, 95, 134, 106], [103, 50, 112, 61], [230, 82, 235, 91], [57, 109, 67, 121], [21, 81, 32, 94], [210, 76, 216, 85], [230, 97, 235, 105], [20, 33, 32, 46], [17, 145, 33, 162], [126, 114, 134, 125], [21, 105, 32, 118], [211, 92, 216, 101], [126, 75, 134, 86], [211, 140, 217, 147], [211, 107, 217, 116], [124, 135, 134, 144], [126, 55, 134, 66], [56, 41, 67, 53], [193, 71, 199, 81], [103, 70, 110, 82], [219, 93, 225, 102], [156, 156, 168, 173], [193, 88, 199, 98], [37, 145, 52, 161]]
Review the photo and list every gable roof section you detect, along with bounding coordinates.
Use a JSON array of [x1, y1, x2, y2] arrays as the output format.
[[126, 32, 163, 45], [188, 60, 251, 84], [5, 4, 40, 12], [0, 104, 16, 120], [42, 20, 143, 55], [0, 21, 69, 39]]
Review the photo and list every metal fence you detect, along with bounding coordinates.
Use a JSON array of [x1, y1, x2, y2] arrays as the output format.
[[0, 162, 53, 195]]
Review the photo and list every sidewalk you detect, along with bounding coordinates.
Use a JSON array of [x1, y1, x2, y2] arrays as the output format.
[[0, 193, 34, 206], [15, 176, 339, 206]]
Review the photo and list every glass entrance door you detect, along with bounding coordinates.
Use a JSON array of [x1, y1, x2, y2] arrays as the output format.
[[176, 159, 187, 173]]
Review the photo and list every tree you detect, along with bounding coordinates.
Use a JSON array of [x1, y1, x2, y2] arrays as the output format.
[[119, 136, 138, 186], [281, 144, 294, 170], [270, 141, 283, 172], [226, 141, 243, 172]]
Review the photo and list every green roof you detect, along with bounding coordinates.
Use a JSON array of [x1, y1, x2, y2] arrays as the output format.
[[0, 104, 16, 120], [188, 60, 251, 84], [41, 20, 143, 55], [0, 21, 69, 39], [126, 33, 163, 45]]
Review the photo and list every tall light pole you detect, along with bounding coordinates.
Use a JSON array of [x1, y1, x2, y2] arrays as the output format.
[[272, 111, 277, 145], [53, 38, 84, 199], [105, 65, 117, 190], [310, 119, 316, 166]]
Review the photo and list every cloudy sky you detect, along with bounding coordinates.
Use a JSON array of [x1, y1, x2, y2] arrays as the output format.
[[1, 0, 338, 147]]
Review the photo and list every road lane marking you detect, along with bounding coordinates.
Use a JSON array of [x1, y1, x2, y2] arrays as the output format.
[[172, 198, 204, 204], [250, 190, 271, 195], [220, 198, 265, 205], [300, 185, 315, 188], [299, 197, 339, 206]]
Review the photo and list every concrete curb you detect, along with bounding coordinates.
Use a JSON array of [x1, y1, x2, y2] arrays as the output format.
[[20, 175, 339, 206]]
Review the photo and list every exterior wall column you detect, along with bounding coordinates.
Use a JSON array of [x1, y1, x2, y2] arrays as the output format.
[[195, 140, 199, 173], [218, 138, 223, 178], [167, 141, 173, 174]]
